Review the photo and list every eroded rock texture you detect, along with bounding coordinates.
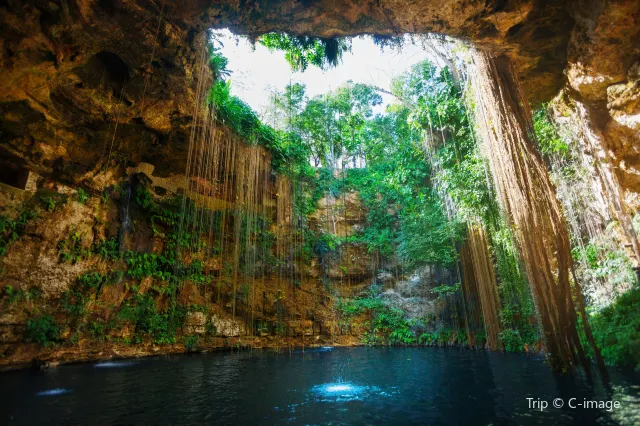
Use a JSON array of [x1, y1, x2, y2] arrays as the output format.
[[0, 0, 204, 183], [0, 0, 639, 366], [1, 0, 571, 184], [565, 0, 640, 197], [1, 0, 636, 195]]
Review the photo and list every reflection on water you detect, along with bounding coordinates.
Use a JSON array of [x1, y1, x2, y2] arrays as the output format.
[[611, 384, 640, 425], [1, 347, 639, 425], [36, 388, 71, 397], [309, 382, 395, 402], [93, 361, 139, 368]]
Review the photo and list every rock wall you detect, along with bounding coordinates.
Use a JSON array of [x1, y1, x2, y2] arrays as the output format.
[[564, 0, 640, 200], [1, 0, 639, 366], [1, 0, 637, 198], [0, 149, 385, 368]]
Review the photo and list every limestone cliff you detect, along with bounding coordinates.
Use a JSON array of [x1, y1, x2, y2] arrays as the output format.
[[1, 0, 639, 367]]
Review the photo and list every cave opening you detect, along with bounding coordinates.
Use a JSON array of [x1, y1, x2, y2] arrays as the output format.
[[170, 27, 626, 379], [83, 51, 131, 94], [0, 147, 30, 190], [1, 1, 640, 423]]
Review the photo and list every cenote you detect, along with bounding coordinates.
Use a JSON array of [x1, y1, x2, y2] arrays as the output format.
[[1, 347, 639, 425], [2, 1, 640, 425]]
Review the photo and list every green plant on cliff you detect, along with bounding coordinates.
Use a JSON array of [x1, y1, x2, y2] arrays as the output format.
[[183, 334, 200, 352], [125, 251, 175, 281], [2, 285, 41, 304], [58, 230, 91, 264], [365, 307, 417, 345], [584, 286, 640, 369], [76, 188, 89, 204], [93, 237, 120, 260], [118, 294, 187, 344], [431, 283, 461, 297], [78, 271, 106, 290], [25, 314, 60, 346], [88, 320, 109, 341], [208, 36, 231, 81], [533, 106, 569, 158], [60, 289, 87, 316], [0, 210, 38, 257]]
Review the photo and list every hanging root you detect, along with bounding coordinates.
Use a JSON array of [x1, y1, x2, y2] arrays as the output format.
[[463, 225, 503, 350], [470, 51, 606, 375]]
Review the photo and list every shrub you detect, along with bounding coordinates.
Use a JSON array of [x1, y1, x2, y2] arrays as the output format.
[[78, 272, 105, 290], [25, 315, 60, 346], [0, 210, 37, 257], [93, 238, 120, 260], [88, 321, 107, 340], [183, 335, 200, 352], [499, 328, 526, 352], [60, 289, 86, 316], [76, 188, 88, 204], [587, 287, 640, 369], [118, 295, 186, 344], [58, 231, 90, 264]]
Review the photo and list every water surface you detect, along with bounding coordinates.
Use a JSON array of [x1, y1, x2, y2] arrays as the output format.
[[1, 347, 639, 425]]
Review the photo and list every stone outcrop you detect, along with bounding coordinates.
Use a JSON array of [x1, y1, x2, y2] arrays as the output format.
[[1, 0, 639, 367], [1, 0, 637, 199], [564, 0, 640, 197]]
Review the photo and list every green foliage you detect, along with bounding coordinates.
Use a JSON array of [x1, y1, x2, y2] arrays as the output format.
[[365, 307, 416, 345], [208, 36, 231, 81], [312, 231, 341, 256], [337, 285, 462, 347], [93, 237, 120, 260], [207, 80, 310, 175], [1, 285, 41, 304], [42, 197, 57, 211], [125, 251, 175, 281], [489, 221, 538, 351], [571, 226, 637, 307], [78, 272, 106, 289], [397, 193, 462, 267], [0, 209, 37, 257], [60, 289, 87, 316], [58, 231, 91, 264], [587, 286, 640, 368], [25, 314, 60, 346], [337, 297, 385, 318], [183, 334, 200, 352], [259, 33, 351, 71], [431, 282, 461, 297], [371, 35, 405, 51], [134, 184, 155, 211], [533, 105, 569, 157], [118, 294, 186, 344], [88, 321, 107, 341], [100, 189, 110, 204], [499, 327, 534, 352], [76, 188, 88, 204]]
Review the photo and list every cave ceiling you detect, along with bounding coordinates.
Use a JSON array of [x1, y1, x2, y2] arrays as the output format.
[[0, 0, 637, 183]]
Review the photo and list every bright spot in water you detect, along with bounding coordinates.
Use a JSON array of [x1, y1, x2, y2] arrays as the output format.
[[309, 382, 396, 402], [37, 388, 70, 396], [94, 361, 138, 368], [325, 384, 356, 393]]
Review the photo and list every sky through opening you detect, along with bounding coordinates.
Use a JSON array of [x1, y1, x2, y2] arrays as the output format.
[[214, 30, 434, 117]]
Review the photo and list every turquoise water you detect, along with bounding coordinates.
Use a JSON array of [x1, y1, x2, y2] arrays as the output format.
[[1, 347, 639, 425]]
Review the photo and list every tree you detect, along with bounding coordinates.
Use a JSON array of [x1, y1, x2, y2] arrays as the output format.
[[259, 33, 351, 72]]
